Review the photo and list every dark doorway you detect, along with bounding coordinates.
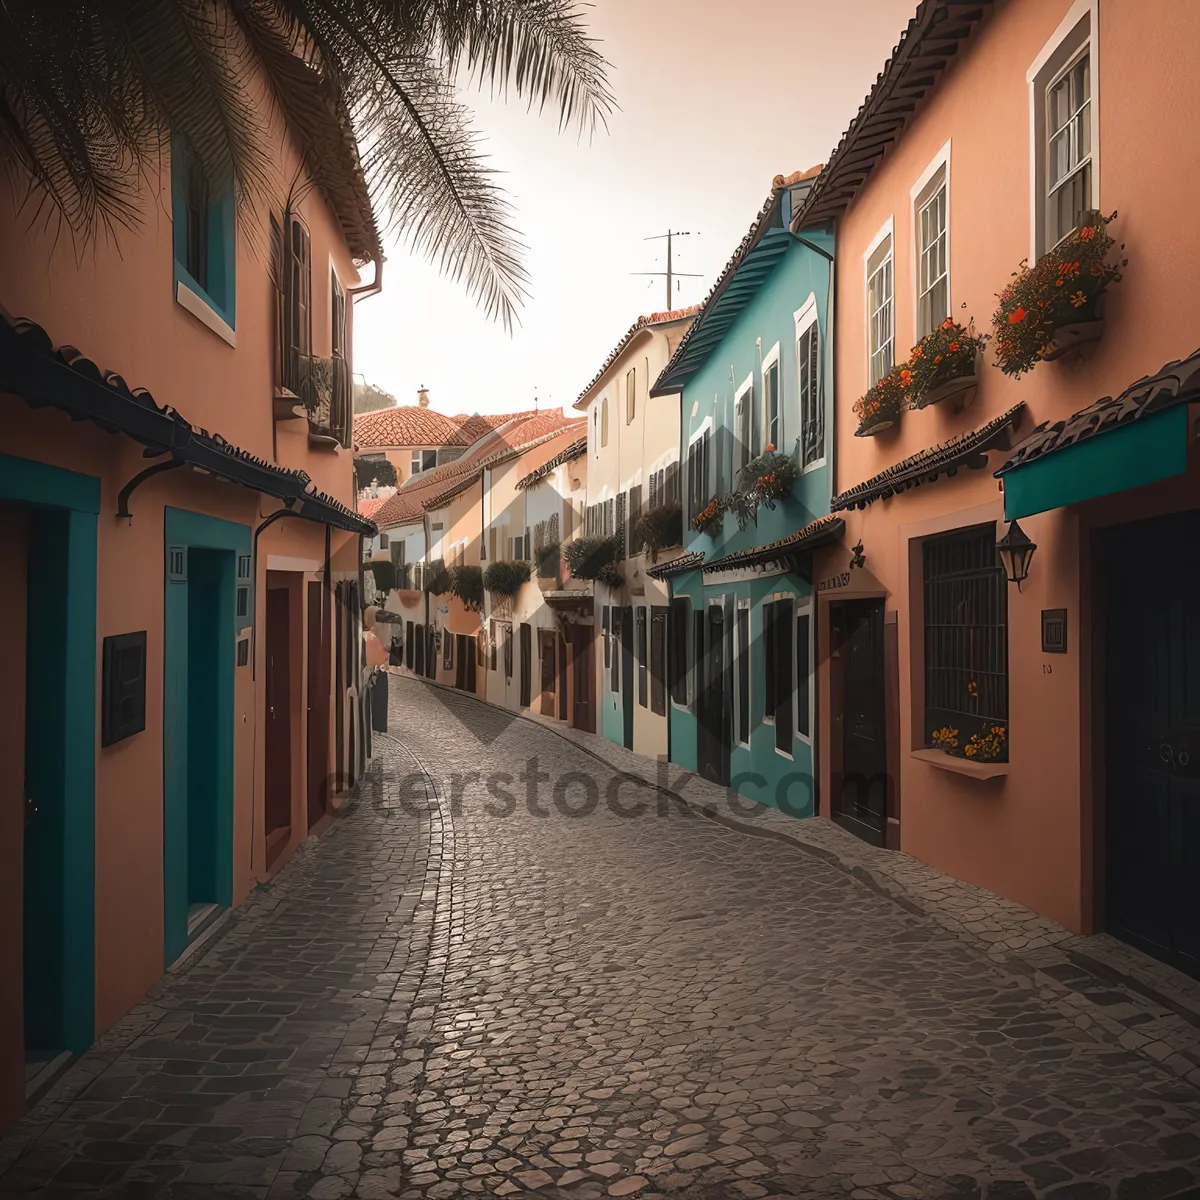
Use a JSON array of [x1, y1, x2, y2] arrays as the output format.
[[571, 624, 594, 733], [455, 634, 468, 690], [539, 629, 556, 716], [1103, 512, 1200, 978], [519, 622, 532, 708], [620, 607, 635, 749], [557, 631, 568, 721], [306, 581, 328, 830], [265, 587, 292, 860], [414, 621, 424, 676], [697, 602, 730, 787], [831, 599, 887, 846]]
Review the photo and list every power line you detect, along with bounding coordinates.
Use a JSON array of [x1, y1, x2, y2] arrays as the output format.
[[632, 230, 704, 310]]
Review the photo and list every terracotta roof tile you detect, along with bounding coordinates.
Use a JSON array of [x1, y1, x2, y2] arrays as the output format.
[[353, 405, 471, 449], [516, 435, 588, 490], [357, 496, 388, 519], [574, 305, 702, 409], [773, 165, 824, 189], [371, 409, 582, 528]]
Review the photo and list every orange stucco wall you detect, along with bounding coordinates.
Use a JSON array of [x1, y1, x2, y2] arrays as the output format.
[[825, 0, 1200, 931], [0, 63, 364, 1059]]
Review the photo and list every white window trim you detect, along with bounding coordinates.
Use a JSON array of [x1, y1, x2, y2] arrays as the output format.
[[795, 597, 813, 746], [793, 293, 824, 474], [760, 342, 781, 454], [909, 138, 952, 344], [734, 598, 751, 748], [864, 216, 895, 387], [176, 279, 236, 348], [1027, 0, 1099, 262], [732, 372, 754, 472]]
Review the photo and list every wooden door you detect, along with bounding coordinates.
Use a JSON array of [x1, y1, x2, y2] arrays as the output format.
[[832, 600, 887, 846], [539, 629, 556, 716], [572, 625, 595, 733], [1105, 513, 1200, 977], [306, 581, 328, 830], [455, 635, 467, 690], [697, 603, 730, 787], [265, 588, 292, 839], [620, 607, 635, 749], [520, 623, 532, 708], [557, 631, 568, 720]]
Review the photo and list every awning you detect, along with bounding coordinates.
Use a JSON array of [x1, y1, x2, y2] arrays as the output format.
[[701, 514, 844, 576], [646, 550, 705, 581], [0, 309, 375, 535], [996, 350, 1200, 520]]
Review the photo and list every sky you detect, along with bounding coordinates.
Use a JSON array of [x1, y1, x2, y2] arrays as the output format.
[[352, 0, 918, 418]]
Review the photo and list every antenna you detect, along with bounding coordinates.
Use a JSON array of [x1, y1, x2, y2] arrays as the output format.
[[632, 230, 704, 310]]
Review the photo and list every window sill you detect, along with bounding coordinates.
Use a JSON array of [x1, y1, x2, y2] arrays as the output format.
[[910, 748, 1009, 780], [176, 278, 236, 347]]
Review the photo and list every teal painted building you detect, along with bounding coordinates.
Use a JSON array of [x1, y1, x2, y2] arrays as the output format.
[[651, 171, 842, 816]]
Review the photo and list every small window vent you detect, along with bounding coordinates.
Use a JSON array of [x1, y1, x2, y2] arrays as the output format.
[[102, 632, 147, 747], [236, 636, 250, 668], [237, 553, 252, 580], [236, 586, 250, 619], [167, 545, 187, 582]]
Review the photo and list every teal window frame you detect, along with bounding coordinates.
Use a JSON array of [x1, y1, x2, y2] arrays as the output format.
[[171, 138, 236, 330]]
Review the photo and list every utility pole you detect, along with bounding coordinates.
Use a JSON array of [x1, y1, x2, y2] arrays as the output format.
[[632, 230, 704, 310]]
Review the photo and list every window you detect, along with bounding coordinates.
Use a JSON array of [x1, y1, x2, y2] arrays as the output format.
[[610, 609, 620, 693], [405, 620, 415, 670], [914, 163, 949, 338], [867, 228, 894, 385], [602, 606, 611, 670], [625, 368, 636, 424], [923, 524, 1008, 757], [796, 607, 812, 740], [664, 462, 680, 507], [735, 602, 751, 747], [330, 270, 350, 446], [795, 300, 823, 470], [519, 623, 532, 707], [601, 395, 610, 447], [615, 492, 627, 560], [1031, 11, 1095, 258], [489, 620, 498, 671], [101, 631, 147, 747], [444, 630, 454, 671], [692, 608, 704, 710], [171, 138, 235, 331], [502, 621, 514, 679], [762, 599, 794, 755], [761, 347, 780, 453], [668, 597, 690, 707], [687, 428, 712, 524], [733, 376, 753, 475], [282, 216, 311, 390], [628, 484, 643, 554], [650, 607, 668, 716], [411, 449, 437, 475]]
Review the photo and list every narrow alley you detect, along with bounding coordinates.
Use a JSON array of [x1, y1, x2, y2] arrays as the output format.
[[2, 677, 1199, 1200]]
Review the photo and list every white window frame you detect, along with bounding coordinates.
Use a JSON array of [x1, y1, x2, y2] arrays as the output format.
[[732, 372, 754, 475], [734, 598, 751, 748], [795, 597, 813, 746], [910, 140, 952, 343], [864, 217, 895, 387], [793, 293, 823, 474], [1027, 0, 1099, 262], [760, 342, 781, 454]]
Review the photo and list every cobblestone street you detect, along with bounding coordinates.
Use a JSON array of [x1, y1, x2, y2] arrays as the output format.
[[3, 675, 1200, 1200]]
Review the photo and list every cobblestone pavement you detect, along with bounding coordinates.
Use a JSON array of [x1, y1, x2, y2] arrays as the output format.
[[3, 676, 1200, 1200]]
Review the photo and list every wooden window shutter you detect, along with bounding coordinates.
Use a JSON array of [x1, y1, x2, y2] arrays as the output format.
[[648, 472, 658, 510]]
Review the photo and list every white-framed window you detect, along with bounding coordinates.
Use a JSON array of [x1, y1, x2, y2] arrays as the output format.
[[686, 417, 713, 525], [734, 599, 751, 748], [794, 294, 823, 471], [1029, 2, 1097, 259], [762, 593, 795, 758], [912, 142, 950, 339], [865, 219, 894, 386], [795, 599, 813, 743], [411, 449, 436, 475], [761, 343, 781, 453], [733, 373, 753, 476]]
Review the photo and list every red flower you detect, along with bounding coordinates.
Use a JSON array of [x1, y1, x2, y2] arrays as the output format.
[[940, 317, 956, 331], [948, 341, 960, 352], [1079, 226, 1096, 241], [1008, 306, 1028, 324]]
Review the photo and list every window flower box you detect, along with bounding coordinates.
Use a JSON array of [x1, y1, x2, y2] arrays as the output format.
[[692, 495, 726, 537], [726, 449, 797, 531], [906, 318, 989, 413], [853, 369, 906, 437], [992, 210, 1125, 378]]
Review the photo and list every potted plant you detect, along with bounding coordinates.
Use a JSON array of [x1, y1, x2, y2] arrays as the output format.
[[692, 494, 726, 536], [633, 504, 683, 562], [992, 210, 1126, 377], [724, 447, 798, 531], [563, 534, 623, 586], [906, 316, 989, 411], [482, 559, 532, 600], [535, 541, 561, 581], [853, 369, 907, 436], [448, 564, 484, 611]]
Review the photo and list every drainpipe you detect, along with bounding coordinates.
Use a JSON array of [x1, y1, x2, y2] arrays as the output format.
[[347, 252, 384, 301]]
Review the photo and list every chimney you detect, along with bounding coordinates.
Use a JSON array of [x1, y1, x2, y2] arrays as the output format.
[[417, 386, 430, 408]]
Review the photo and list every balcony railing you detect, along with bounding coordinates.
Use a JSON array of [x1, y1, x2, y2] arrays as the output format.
[[285, 351, 351, 449]]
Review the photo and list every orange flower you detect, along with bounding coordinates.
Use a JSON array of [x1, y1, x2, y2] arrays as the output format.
[[763, 443, 775, 452], [948, 341, 960, 352], [1008, 306, 1028, 324], [911, 346, 924, 359], [934, 355, 943, 365], [899, 368, 913, 386], [1079, 226, 1096, 241], [940, 317, 955, 331]]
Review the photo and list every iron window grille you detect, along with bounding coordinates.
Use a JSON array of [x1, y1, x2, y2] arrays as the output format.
[[923, 523, 1008, 754]]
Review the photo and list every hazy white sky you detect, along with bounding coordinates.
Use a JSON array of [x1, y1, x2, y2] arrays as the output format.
[[353, 0, 917, 417]]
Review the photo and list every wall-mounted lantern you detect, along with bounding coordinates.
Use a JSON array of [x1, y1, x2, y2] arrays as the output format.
[[996, 519, 1037, 590]]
